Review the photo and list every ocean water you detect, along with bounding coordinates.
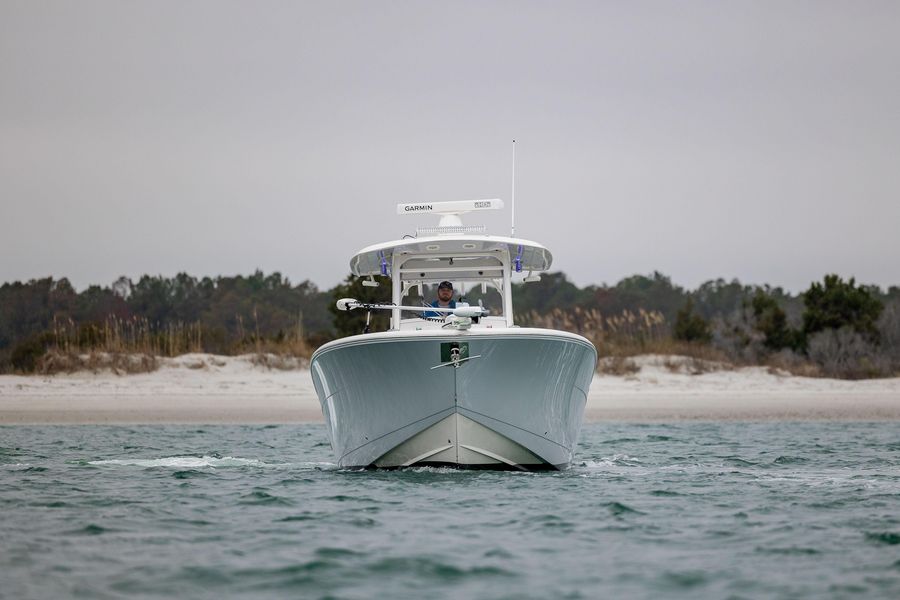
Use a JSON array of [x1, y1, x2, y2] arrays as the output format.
[[2, 422, 899, 599]]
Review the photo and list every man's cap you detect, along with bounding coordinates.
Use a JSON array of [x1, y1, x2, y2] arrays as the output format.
[[438, 281, 453, 290]]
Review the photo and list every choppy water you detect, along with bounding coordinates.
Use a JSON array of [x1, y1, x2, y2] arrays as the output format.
[[2, 422, 899, 599]]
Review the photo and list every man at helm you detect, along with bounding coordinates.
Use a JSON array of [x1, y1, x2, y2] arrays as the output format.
[[422, 281, 456, 319]]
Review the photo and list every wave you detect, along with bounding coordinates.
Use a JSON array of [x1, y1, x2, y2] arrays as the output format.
[[579, 454, 644, 468], [88, 456, 286, 468]]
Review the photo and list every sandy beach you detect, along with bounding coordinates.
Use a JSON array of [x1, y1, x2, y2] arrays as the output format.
[[1, 353, 898, 424]]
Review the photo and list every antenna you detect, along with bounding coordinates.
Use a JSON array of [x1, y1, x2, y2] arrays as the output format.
[[511, 139, 516, 236]]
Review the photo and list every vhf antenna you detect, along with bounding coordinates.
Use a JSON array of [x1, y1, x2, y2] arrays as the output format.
[[511, 139, 516, 236]]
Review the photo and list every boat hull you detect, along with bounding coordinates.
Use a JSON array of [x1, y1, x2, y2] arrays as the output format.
[[310, 329, 597, 470]]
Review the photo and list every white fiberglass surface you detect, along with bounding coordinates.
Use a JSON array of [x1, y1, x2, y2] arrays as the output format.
[[350, 235, 552, 277], [398, 316, 509, 331]]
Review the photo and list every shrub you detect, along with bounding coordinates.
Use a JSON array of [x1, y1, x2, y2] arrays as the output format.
[[877, 298, 900, 372], [597, 356, 640, 376], [802, 275, 883, 342], [807, 327, 887, 379], [673, 299, 711, 343], [9, 332, 55, 373], [751, 290, 799, 351]]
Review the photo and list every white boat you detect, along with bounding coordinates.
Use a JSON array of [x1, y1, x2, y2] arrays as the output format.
[[310, 200, 597, 470]]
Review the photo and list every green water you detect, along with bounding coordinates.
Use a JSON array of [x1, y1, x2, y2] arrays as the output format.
[[2, 422, 899, 599]]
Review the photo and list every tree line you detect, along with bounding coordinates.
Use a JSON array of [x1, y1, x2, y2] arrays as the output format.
[[0, 272, 332, 372], [1, 270, 898, 377]]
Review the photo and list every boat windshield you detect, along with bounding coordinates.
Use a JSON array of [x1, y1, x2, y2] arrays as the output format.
[[406, 281, 505, 317]]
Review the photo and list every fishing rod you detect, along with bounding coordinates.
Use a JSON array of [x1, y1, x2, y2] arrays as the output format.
[[335, 298, 489, 318]]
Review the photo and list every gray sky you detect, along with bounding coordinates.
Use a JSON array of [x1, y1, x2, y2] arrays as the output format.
[[2, 1, 898, 293]]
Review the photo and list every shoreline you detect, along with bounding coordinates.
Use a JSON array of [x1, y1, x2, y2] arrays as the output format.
[[2, 354, 899, 424]]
